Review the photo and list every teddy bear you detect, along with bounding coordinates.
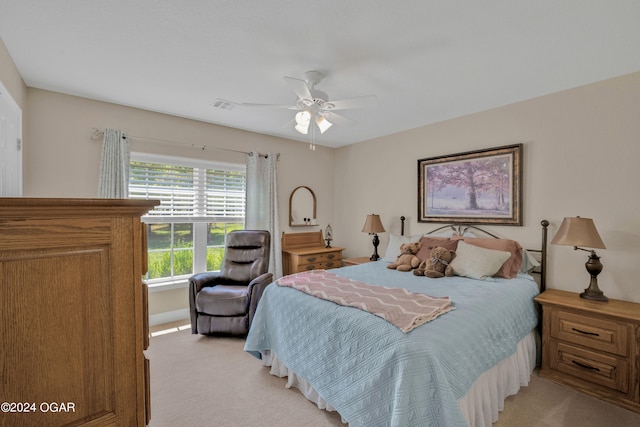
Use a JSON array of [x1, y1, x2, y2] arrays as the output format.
[[413, 246, 456, 278], [386, 242, 422, 272]]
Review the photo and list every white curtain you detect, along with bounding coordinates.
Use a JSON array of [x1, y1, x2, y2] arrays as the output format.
[[98, 128, 130, 198], [246, 152, 282, 278]]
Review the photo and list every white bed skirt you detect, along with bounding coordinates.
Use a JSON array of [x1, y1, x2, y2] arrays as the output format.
[[261, 330, 537, 427]]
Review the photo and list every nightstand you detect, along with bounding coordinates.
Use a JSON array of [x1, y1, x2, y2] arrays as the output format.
[[535, 289, 640, 414], [342, 257, 374, 266]]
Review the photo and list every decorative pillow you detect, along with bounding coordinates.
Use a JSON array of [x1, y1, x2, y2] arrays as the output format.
[[415, 236, 459, 262], [382, 234, 422, 262], [462, 238, 523, 279], [519, 249, 541, 274], [450, 241, 511, 280]]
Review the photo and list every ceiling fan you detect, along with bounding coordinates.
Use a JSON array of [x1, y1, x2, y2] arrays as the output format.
[[241, 70, 377, 136]]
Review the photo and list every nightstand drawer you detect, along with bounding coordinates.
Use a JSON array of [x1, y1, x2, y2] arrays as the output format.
[[550, 341, 629, 393], [550, 309, 629, 356]]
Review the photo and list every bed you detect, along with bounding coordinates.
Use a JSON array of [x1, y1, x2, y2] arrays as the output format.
[[245, 219, 549, 427]]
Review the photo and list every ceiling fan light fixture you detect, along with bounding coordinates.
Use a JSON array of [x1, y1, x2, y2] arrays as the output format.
[[294, 110, 312, 134], [294, 123, 309, 134], [316, 115, 333, 134], [244, 71, 375, 140], [295, 110, 311, 125]]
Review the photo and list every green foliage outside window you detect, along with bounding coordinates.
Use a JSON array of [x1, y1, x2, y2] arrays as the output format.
[[146, 222, 244, 279]]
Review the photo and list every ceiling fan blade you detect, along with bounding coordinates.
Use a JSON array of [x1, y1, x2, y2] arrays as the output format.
[[324, 95, 377, 111], [281, 117, 295, 128], [241, 102, 299, 109], [284, 76, 313, 101], [323, 111, 356, 126]]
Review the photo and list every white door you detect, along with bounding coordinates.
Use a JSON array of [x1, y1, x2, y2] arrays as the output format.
[[0, 80, 22, 196]]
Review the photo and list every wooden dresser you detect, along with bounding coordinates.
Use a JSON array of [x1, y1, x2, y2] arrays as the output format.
[[0, 198, 158, 427], [282, 231, 344, 275], [535, 289, 640, 414]]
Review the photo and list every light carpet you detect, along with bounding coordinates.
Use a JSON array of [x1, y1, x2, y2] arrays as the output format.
[[147, 326, 640, 426]]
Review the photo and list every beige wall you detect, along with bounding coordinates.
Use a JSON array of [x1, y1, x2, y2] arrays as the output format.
[[24, 88, 336, 203], [335, 72, 640, 302]]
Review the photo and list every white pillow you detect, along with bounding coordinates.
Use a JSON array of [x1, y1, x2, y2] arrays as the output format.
[[450, 241, 511, 280], [519, 249, 541, 274], [382, 233, 422, 262]]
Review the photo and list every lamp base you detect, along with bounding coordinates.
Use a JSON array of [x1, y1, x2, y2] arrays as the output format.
[[580, 291, 608, 302], [370, 234, 380, 261], [580, 253, 608, 302], [580, 280, 609, 302]]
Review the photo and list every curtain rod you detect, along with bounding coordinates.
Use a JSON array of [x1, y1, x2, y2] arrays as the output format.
[[90, 128, 277, 158]]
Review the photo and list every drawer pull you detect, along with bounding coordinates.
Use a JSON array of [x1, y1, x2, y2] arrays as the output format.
[[306, 265, 315, 270], [572, 360, 600, 372], [307, 257, 316, 262], [327, 254, 335, 259], [572, 327, 600, 337], [326, 262, 334, 267]]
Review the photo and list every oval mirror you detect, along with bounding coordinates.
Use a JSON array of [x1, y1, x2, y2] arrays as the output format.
[[289, 186, 317, 226]]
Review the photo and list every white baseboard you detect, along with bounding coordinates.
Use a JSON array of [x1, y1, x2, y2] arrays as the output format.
[[149, 308, 190, 326]]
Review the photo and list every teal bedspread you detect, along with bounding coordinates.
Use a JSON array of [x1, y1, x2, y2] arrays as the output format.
[[244, 262, 539, 427]]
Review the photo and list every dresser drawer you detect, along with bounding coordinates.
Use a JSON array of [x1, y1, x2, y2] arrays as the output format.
[[299, 251, 342, 264], [550, 341, 629, 393], [295, 259, 342, 272], [550, 309, 629, 356]]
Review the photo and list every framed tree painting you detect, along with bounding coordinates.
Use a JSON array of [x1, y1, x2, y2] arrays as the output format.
[[418, 144, 522, 225]]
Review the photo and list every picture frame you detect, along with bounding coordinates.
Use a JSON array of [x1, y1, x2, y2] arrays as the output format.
[[418, 144, 522, 225]]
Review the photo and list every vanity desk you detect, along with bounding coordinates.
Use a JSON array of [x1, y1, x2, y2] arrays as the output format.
[[282, 231, 344, 275]]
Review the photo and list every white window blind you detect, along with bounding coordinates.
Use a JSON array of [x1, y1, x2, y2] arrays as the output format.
[[129, 158, 245, 221], [128, 153, 246, 284]]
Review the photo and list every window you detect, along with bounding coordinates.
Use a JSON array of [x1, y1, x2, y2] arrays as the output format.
[[129, 153, 245, 286]]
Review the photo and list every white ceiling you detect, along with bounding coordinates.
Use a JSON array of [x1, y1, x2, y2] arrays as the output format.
[[1, 1, 639, 148]]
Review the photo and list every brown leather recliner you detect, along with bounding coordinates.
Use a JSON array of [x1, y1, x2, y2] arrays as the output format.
[[188, 230, 273, 335]]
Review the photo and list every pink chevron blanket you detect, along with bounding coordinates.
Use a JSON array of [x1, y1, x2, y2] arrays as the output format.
[[275, 270, 454, 333]]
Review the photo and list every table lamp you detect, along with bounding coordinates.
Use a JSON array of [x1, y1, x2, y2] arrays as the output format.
[[550, 216, 608, 302], [362, 214, 385, 261], [325, 224, 333, 248]]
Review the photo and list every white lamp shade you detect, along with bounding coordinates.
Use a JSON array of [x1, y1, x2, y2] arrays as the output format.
[[316, 116, 333, 134], [295, 110, 311, 124], [294, 111, 311, 134], [294, 123, 309, 134]]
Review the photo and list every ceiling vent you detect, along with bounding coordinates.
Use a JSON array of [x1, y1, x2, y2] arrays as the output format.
[[211, 98, 239, 110]]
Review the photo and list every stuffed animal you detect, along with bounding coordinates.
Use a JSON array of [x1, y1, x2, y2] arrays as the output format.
[[413, 246, 456, 278], [386, 242, 422, 272]]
